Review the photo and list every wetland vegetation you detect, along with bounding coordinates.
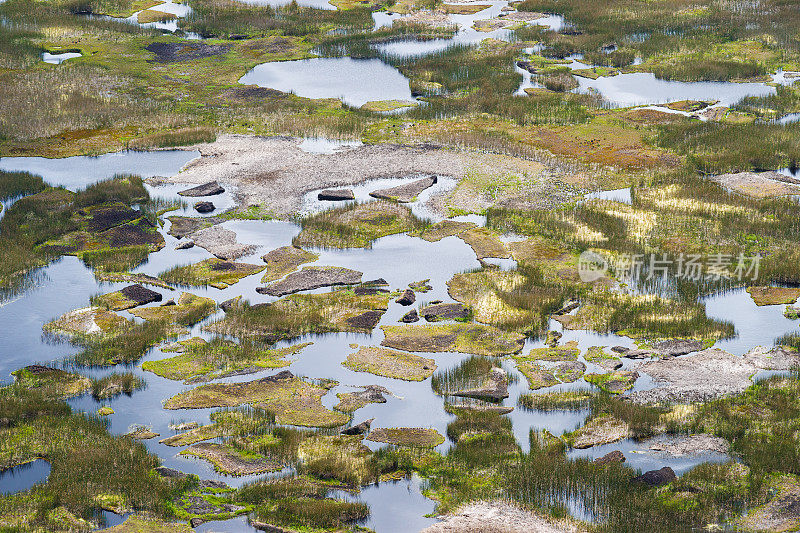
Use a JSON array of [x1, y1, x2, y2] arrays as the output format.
[[4, 0, 800, 529]]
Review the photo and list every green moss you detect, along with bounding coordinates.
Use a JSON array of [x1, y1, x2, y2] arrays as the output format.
[[43, 306, 128, 339], [367, 427, 445, 448], [163, 372, 348, 427], [522, 341, 581, 362], [515, 362, 558, 390], [159, 258, 265, 289], [380, 323, 525, 356], [128, 292, 215, 325], [584, 371, 638, 394], [342, 346, 437, 381], [143, 340, 311, 383], [11, 366, 92, 399], [103, 516, 192, 533], [519, 391, 593, 410], [260, 245, 319, 283]]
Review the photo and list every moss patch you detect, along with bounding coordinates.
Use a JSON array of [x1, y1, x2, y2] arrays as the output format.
[[515, 362, 558, 390], [11, 366, 91, 399], [163, 371, 348, 427], [380, 323, 525, 356], [522, 341, 580, 362], [103, 516, 191, 533], [585, 371, 639, 393], [261, 245, 319, 283], [367, 427, 445, 448], [518, 391, 593, 410], [160, 258, 265, 289], [142, 340, 311, 383], [180, 442, 283, 476], [747, 286, 800, 306], [342, 346, 437, 381], [44, 306, 127, 339], [128, 292, 215, 325]]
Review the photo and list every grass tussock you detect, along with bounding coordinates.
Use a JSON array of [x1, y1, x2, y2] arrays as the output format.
[[0, 171, 46, 201], [127, 126, 217, 150]]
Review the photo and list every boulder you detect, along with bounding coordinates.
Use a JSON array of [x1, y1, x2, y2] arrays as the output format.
[[194, 201, 215, 213], [258, 266, 362, 297], [175, 240, 195, 250], [633, 466, 676, 487], [318, 189, 355, 201], [178, 181, 225, 197], [652, 339, 706, 357], [396, 289, 416, 306], [401, 309, 419, 323], [346, 310, 383, 330], [219, 296, 242, 313], [595, 450, 626, 465], [420, 302, 470, 322], [120, 284, 162, 306], [369, 175, 437, 202]]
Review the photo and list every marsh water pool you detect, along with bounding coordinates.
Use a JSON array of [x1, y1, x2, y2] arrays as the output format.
[[2, 147, 800, 531]]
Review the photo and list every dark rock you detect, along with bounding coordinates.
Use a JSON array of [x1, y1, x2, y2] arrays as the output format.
[[341, 418, 374, 436], [611, 346, 629, 353], [409, 279, 432, 292], [210, 260, 236, 271], [633, 466, 677, 487], [120, 284, 162, 305], [194, 201, 215, 213], [396, 289, 416, 306], [199, 479, 229, 490], [190, 518, 205, 528], [653, 339, 706, 357], [420, 302, 470, 322], [146, 42, 231, 63], [160, 299, 176, 306], [595, 450, 626, 465], [363, 278, 388, 286], [369, 175, 437, 202], [318, 189, 355, 201], [400, 309, 419, 323], [176, 240, 195, 250], [354, 285, 390, 296], [346, 310, 383, 330], [178, 181, 225, 197], [155, 466, 187, 478]]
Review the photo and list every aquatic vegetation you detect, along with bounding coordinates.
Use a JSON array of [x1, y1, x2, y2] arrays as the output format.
[[90, 372, 146, 400], [68, 319, 173, 366], [207, 291, 391, 343], [293, 200, 430, 249], [11, 366, 92, 400], [367, 427, 445, 448], [163, 371, 348, 427], [128, 292, 216, 325], [0, 170, 45, 201], [260, 245, 318, 283], [380, 323, 526, 356], [584, 371, 639, 394], [159, 258, 265, 289], [143, 339, 310, 383], [343, 346, 437, 381], [519, 390, 593, 411]]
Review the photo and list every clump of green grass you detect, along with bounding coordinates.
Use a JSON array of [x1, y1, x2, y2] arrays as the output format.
[[127, 126, 216, 149], [91, 372, 146, 400], [519, 390, 593, 411], [0, 170, 45, 201], [775, 332, 800, 351], [80, 245, 151, 272], [68, 319, 172, 366]]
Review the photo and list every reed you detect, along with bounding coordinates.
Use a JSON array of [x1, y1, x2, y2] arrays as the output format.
[[0, 171, 45, 201]]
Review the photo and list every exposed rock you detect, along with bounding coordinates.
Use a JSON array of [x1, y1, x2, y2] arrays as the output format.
[[155, 466, 187, 478], [421, 501, 577, 533], [711, 171, 800, 198], [97, 406, 114, 416], [346, 310, 384, 330], [632, 466, 676, 487], [420, 302, 470, 322], [622, 349, 653, 359], [194, 201, 215, 213], [646, 434, 728, 456], [343, 346, 436, 381], [611, 346, 629, 353], [369, 175, 437, 202], [401, 309, 419, 322], [409, 279, 432, 292], [120, 284, 162, 306], [629, 348, 764, 404], [126, 426, 160, 440], [318, 188, 355, 201], [192, 225, 255, 260], [747, 286, 800, 306], [258, 266, 362, 296], [571, 416, 629, 449], [595, 450, 626, 465], [743, 345, 800, 370], [353, 285, 389, 296], [176, 240, 195, 250], [585, 370, 639, 394], [161, 299, 175, 306], [652, 339, 706, 357], [554, 299, 580, 315], [553, 361, 586, 383], [178, 181, 225, 197], [545, 330, 562, 347], [452, 367, 509, 401], [740, 476, 800, 532], [190, 518, 205, 528], [341, 418, 373, 436], [396, 289, 416, 306]]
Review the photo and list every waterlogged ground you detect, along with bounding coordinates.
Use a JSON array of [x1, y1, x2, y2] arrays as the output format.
[[3, 148, 800, 531]]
